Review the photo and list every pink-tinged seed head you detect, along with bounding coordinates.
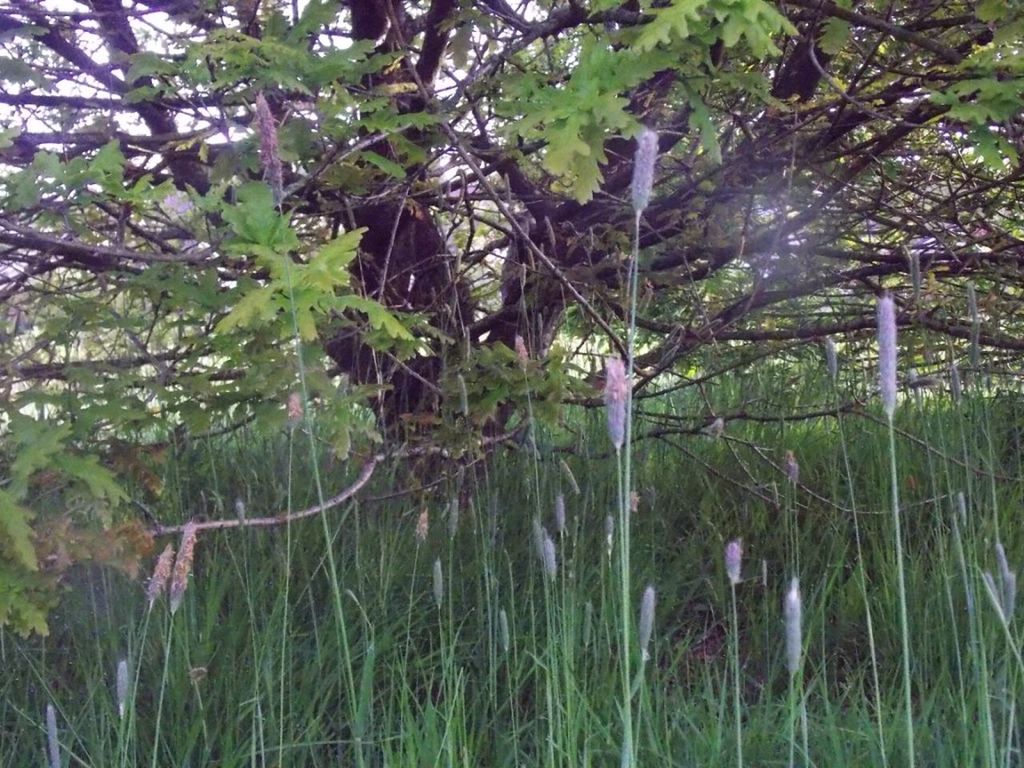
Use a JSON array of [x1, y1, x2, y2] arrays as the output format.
[[255, 92, 283, 204], [514, 334, 529, 366], [287, 392, 303, 425], [877, 293, 898, 419], [631, 127, 659, 213], [785, 450, 799, 485], [169, 522, 198, 615], [146, 544, 175, 608], [415, 509, 429, 544], [604, 356, 629, 450]]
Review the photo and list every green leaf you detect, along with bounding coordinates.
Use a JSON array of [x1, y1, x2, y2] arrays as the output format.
[[299, 228, 365, 291], [361, 151, 407, 179], [0, 489, 37, 571], [125, 51, 177, 85], [216, 285, 278, 333], [222, 182, 299, 251], [0, 565, 52, 637], [0, 57, 48, 87], [336, 295, 415, 340], [818, 18, 850, 56], [295, 305, 319, 340], [53, 454, 125, 504], [635, 0, 709, 52], [8, 416, 71, 499]]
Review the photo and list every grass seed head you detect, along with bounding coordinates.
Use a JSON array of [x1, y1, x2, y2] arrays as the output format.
[[604, 356, 629, 450], [415, 508, 429, 544], [447, 497, 460, 539], [783, 577, 802, 675], [554, 493, 566, 534], [639, 585, 656, 663], [877, 292, 898, 419], [514, 334, 529, 366], [255, 92, 283, 204], [630, 126, 659, 213], [785, 450, 799, 485], [725, 539, 743, 585], [432, 558, 444, 608], [146, 544, 175, 608], [287, 392, 303, 425], [169, 522, 198, 615], [116, 659, 129, 720], [46, 703, 60, 768], [542, 530, 558, 579], [499, 608, 510, 653]]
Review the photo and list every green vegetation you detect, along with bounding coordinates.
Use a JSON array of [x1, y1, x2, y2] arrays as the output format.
[[5, 364, 1024, 766], [3, 0, 1024, 764]]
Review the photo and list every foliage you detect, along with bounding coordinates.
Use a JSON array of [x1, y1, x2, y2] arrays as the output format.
[[5, 377, 1024, 764], [1, 0, 1023, 633]]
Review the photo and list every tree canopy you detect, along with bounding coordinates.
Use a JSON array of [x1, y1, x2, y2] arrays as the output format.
[[1, 0, 1023, 633]]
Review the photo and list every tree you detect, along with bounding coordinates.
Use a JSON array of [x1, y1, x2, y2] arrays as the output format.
[[1, 0, 1022, 633]]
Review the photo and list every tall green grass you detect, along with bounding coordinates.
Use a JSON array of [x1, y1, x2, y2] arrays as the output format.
[[5, 363, 1024, 767]]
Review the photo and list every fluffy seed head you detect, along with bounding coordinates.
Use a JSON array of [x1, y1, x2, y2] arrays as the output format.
[[116, 659, 129, 720], [785, 450, 799, 485], [255, 92, 283, 205], [604, 356, 629, 450], [638, 585, 656, 663], [169, 522, 199, 614], [432, 558, 444, 608], [499, 608, 510, 653], [877, 292, 898, 419], [783, 577, 803, 675], [234, 498, 247, 522], [532, 518, 545, 561], [554, 493, 566, 534], [146, 544, 175, 608], [950, 361, 962, 403], [287, 392, 303, 425], [514, 334, 529, 366], [415, 508, 429, 544], [630, 127, 659, 213], [542, 531, 557, 579], [46, 703, 60, 768], [605, 514, 615, 558], [725, 539, 743, 585], [447, 497, 459, 539]]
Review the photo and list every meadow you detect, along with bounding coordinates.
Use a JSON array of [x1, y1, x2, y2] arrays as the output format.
[[4, 352, 1024, 767]]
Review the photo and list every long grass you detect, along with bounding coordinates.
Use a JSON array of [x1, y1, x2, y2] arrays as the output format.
[[5, 362, 1024, 766]]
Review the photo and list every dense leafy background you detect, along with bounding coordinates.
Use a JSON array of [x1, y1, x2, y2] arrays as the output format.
[[1, 0, 1023, 632]]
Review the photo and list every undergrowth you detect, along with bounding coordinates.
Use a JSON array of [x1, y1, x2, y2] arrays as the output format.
[[4, 366, 1024, 767]]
